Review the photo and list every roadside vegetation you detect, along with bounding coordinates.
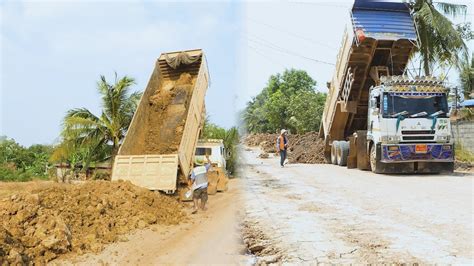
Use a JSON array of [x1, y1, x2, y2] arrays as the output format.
[[243, 69, 326, 134], [201, 118, 240, 176], [455, 145, 474, 163], [409, 0, 468, 76], [50, 73, 142, 178], [459, 54, 473, 98], [0, 137, 53, 181]]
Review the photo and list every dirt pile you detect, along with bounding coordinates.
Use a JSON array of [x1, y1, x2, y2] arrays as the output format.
[[244, 134, 278, 153], [145, 73, 194, 154], [0, 181, 186, 264], [244, 132, 326, 164], [287, 132, 326, 164]]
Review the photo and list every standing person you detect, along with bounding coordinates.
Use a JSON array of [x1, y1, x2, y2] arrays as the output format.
[[189, 155, 212, 214], [276, 129, 289, 167]]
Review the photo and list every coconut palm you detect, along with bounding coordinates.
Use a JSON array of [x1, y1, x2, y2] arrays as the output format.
[[409, 0, 468, 76], [459, 53, 474, 98], [55, 73, 142, 167]]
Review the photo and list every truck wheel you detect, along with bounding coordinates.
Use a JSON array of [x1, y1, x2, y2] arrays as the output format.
[[369, 144, 378, 173], [337, 141, 349, 166], [331, 141, 339, 165]]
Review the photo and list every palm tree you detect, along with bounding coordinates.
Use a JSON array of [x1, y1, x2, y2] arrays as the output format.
[[459, 53, 474, 98], [55, 73, 142, 168], [409, 0, 468, 75]]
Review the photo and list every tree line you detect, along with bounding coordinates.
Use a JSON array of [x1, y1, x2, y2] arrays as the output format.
[[243, 69, 326, 134]]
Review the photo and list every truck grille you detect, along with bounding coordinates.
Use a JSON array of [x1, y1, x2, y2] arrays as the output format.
[[402, 136, 435, 141], [401, 130, 435, 135]]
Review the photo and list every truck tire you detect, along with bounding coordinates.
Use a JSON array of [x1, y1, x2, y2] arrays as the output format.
[[369, 144, 379, 173], [337, 141, 349, 166], [331, 141, 339, 165]]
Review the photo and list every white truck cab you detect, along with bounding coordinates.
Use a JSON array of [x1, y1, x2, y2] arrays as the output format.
[[366, 76, 454, 173], [195, 139, 227, 169]]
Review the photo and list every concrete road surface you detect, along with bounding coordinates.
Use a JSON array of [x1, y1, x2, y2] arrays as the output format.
[[241, 147, 473, 264]]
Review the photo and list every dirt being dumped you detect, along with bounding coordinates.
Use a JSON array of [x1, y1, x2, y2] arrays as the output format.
[[145, 73, 195, 154], [244, 132, 326, 164], [0, 181, 186, 264]]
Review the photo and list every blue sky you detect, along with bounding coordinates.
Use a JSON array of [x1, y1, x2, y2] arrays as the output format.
[[1, 0, 472, 146], [1, 0, 242, 146], [241, 0, 473, 109]]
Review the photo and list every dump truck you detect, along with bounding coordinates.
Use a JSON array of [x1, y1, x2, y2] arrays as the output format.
[[320, 0, 454, 173], [111, 49, 209, 192], [195, 139, 229, 193]]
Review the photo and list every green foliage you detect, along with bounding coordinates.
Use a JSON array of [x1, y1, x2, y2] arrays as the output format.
[[455, 144, 474, 163], [288, 90, 326, 133], [458, 108, 474, 121], [243, 69, 326, 134], [201, 119, 240, 175], [409, 0, 468, 75], [459, 53, 474, 98], [53, 73, 141, 172], [0, 137, 52, 181]]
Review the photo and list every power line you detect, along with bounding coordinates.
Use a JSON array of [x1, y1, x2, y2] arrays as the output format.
[[246, 17, 337, 50], [246, 35, 335, 66], [247, 45, 286, 68], [288, 0, 351, 9], [248, 37, 335, 66]]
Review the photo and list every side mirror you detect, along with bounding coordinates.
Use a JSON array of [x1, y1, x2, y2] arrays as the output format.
[[370, 98, 376, 107]]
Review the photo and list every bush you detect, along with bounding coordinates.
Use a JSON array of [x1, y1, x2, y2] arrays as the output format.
[[0, 164, 48, 182], [0, 136, 52, 182], [455, 145, 474, 163]]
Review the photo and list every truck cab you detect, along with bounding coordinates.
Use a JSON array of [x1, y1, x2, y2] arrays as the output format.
[[366, 77, 454, 173], [194, 139, 229, 193], [195, 139, 227, 170]]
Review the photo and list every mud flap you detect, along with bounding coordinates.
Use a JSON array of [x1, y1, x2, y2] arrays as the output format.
[[324, 138, 331, 163], [417, 162, 454, 174], [356, 131, 370, 170], [216, 170, 229, 192], [207, 170, 219, 195]]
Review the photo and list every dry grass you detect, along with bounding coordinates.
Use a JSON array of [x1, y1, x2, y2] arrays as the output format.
[[455, 145, 474, 163]]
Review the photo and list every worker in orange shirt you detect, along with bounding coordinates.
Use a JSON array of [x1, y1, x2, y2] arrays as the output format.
[[276, 129, 289, 167]]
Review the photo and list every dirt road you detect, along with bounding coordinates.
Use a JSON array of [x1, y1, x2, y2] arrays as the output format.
[[50, 147, 472, 264], [242, 147, 473, 264], [56, 179, 250, 265]]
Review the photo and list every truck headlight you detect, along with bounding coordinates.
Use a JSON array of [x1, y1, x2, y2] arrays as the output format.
[[436, 135, 450, 142], [381, 135, 400, 143]]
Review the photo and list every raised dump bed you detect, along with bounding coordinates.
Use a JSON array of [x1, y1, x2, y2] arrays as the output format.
[[320, 0, 417, 159], [111, 49, 209, 192]]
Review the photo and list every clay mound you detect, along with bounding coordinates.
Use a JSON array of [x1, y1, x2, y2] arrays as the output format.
[[287, 132, 326, 164], [244, 132, 326, 164], [243, 133, 278, 148], [0, 181, 186, 264]]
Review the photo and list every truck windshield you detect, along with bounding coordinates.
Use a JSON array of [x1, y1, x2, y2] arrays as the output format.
[[195, 148, 212, 155], [382, 93, 448, 118]]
